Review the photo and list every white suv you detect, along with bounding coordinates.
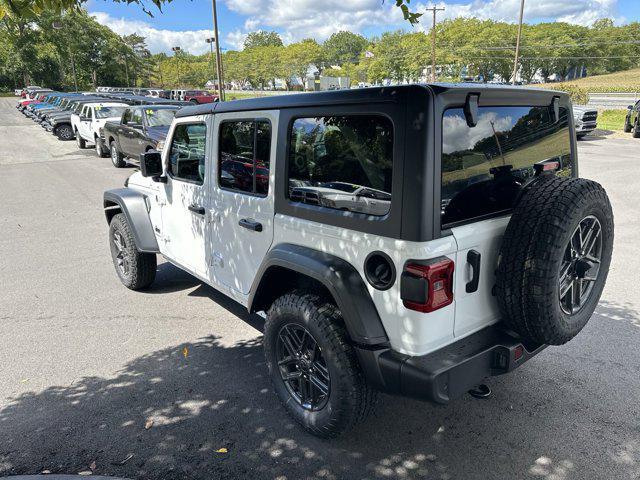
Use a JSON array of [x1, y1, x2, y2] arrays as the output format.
[[71, 102, 129, 156], [103, 85, 614, 437]]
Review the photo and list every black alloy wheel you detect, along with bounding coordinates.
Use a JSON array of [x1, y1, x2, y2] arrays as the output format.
[[276, 324, 330, 411], [559, 215, 603, 315]]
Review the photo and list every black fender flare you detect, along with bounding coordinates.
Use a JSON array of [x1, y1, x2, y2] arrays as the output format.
[[248, 243, 389, 346], [103, 188, 159, 253]]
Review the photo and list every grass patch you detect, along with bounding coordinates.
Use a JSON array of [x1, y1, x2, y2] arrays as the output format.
[[544, 68, 640, 94], [225, 91, 282, 101], [597, 110, 628, 132], [0, 92, 17, 97]]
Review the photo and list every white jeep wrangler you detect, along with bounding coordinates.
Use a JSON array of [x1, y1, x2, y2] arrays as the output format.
[[103, 85, 614, 438], [71, 102, 128, 157]]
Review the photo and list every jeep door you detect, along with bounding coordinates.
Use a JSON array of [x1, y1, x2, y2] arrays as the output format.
[[208, 111, 277, 295], [159, 116, 210, 275], [122, 108, 144, 157]]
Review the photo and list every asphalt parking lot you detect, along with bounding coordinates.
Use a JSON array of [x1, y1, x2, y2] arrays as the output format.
[[1, 96, 639, 480]]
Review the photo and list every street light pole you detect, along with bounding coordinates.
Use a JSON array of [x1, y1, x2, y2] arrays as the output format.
[[512, 0, 525, 85], [206, 37, 216, 91], [211, 0, 225, 101]]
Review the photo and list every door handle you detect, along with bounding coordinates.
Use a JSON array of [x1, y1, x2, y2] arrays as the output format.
[[465, 249, 481, 293], [239, 218, 263, 232], [188, 204, 205, 215]]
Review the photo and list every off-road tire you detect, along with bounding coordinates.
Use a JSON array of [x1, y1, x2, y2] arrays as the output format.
[[496, 175, 613, 345], [632, 121, 640, 138], [110, 142, 126, 168], [264, 292, 377, 438], [95, 136, 107, 157], [623, 120, 632, 133], [108, 213, 156, 290], [76, 131, 86, 148]]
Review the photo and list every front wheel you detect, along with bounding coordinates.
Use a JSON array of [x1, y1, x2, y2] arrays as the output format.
[[623, 120, 632, 133], [56, 124, 74, 140], [110, 142, 126, 168], [633, 121, 640, 138], [109, 213, 156, 290], [264, 292, 377, 438]]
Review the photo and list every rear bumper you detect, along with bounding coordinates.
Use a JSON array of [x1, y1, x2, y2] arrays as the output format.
[[356, 324, 545, 404]]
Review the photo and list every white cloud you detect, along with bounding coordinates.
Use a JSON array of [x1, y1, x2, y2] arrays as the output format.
[[91, 12, 215, 55], [416, 0, 620, 26], [222, 0, 405, 43]]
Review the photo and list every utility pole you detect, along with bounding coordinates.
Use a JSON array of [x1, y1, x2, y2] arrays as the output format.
[[426, 6, 445, 82], [512, 0, 525, 85], [172, 46, 182, 88], [211, 0, 225, 101]]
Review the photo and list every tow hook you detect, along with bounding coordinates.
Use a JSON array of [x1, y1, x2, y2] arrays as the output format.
[[468, 384, 492, 399]]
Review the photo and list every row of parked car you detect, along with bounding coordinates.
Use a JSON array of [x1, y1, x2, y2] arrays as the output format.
[[16, 86, 192, 168]]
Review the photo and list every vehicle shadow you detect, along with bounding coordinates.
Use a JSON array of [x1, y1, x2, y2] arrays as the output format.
[[1, 301, 638, 480]]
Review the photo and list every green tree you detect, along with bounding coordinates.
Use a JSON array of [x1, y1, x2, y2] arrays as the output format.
[[323, 31, 367, 66], [244, 30, 283, 49]]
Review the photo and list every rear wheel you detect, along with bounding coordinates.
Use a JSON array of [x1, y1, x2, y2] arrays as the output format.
[[109, 213, 156, 290], [76, 131, 86, 148], [623, 118, 632, 133], [190, 99, 199, 104], [633, 120, 640, 138], [110, 142, 126, 168], [264, 292, 377, 438], [95, 136, 107, 157]]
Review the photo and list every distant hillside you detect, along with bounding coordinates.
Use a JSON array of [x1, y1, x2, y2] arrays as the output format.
[[546, 68, 640, 93]]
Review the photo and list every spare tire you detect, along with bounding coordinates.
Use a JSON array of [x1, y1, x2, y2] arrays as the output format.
[[496, 175, 613, 345]]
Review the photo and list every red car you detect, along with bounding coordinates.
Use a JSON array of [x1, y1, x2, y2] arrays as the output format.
[[184, 90, 219, 104]]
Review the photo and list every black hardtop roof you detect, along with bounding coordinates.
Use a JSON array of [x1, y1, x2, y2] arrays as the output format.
[[175, 83, 568, 118]]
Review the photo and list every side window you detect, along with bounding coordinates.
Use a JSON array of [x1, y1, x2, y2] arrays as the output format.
[[87, 107, 93, 119], [218, 120, 271, 195], [168, 123, 207, 185], [122, 109, 132, 124], [131, 109, 143, 126], [287, 115, 393, 216]]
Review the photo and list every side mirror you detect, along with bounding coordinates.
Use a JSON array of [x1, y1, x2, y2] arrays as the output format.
[[628, 105, 634, 110], [139, 151, 163, 178]]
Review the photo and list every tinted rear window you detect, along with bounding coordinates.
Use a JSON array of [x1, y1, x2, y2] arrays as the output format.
[[288, 115, 393, 216], [441, 105, 572, 227]]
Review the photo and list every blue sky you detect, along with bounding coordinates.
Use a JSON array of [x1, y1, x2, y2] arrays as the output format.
[[86, 0, 640, 54]]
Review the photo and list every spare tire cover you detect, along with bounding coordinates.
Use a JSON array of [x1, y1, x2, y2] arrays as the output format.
[[496, 175, 614, 345]]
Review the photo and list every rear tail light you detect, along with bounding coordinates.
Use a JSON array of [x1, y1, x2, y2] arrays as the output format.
[[400, 257, 454, 313]]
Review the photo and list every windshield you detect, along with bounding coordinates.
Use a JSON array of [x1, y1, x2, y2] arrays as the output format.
[[145, 108, 177, 127], [95, 106, 127, 119]]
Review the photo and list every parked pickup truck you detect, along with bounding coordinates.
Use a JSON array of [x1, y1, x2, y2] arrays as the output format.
[[71, 102, 129, 156], [573, 105, 598, 139], [102, 105, 180, 168]]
